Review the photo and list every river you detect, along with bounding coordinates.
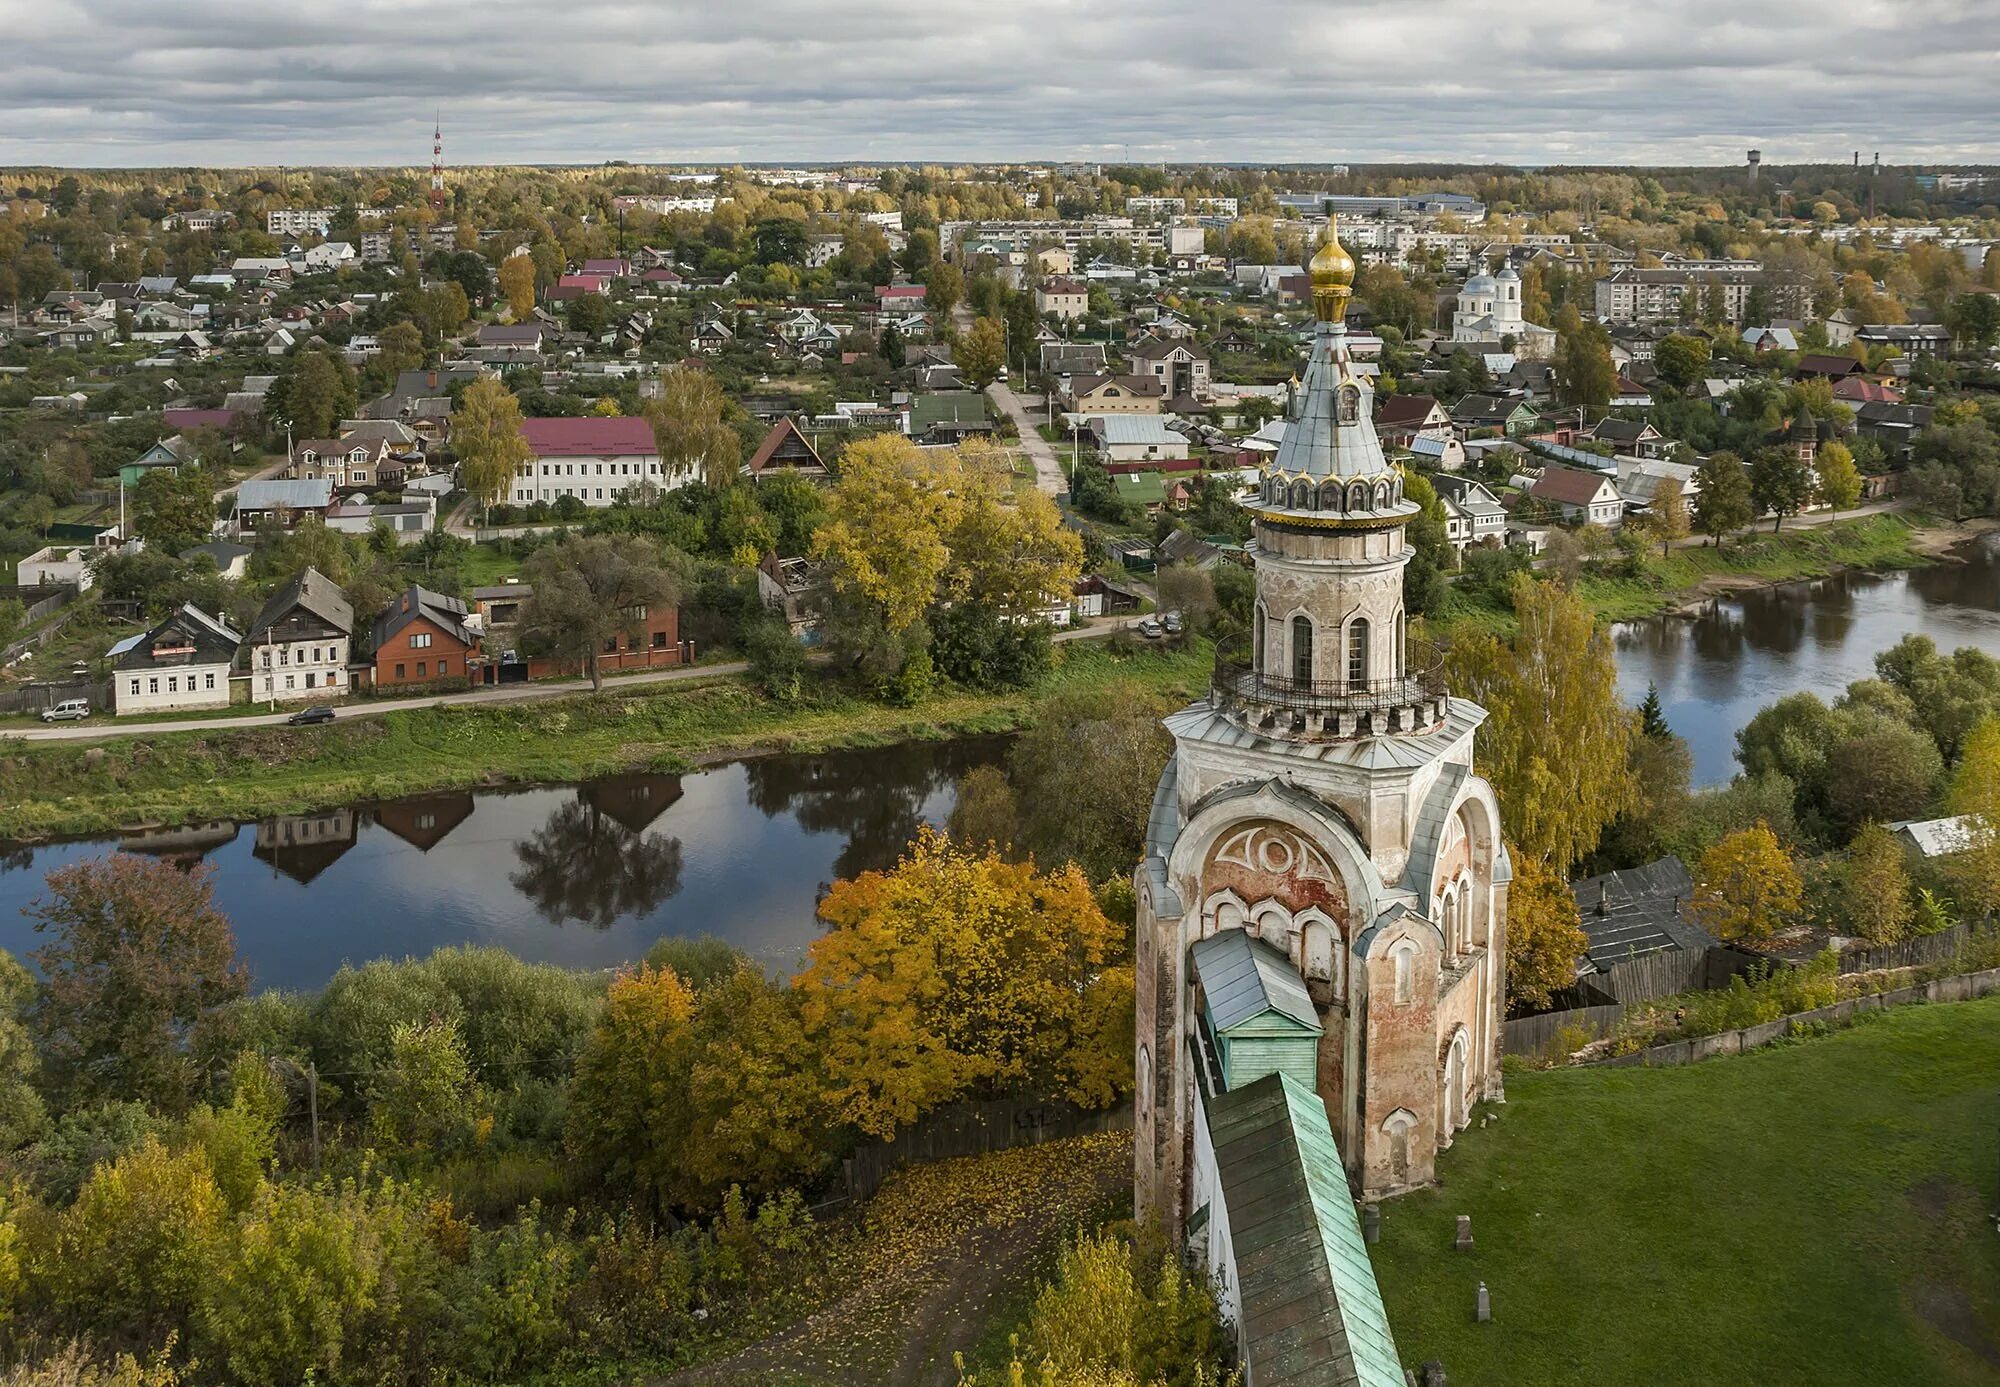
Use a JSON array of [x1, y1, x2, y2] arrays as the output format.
[[0, 738, 1007, 991], [1612, 532, 2000, 786], [7, 538, 2000, 988]]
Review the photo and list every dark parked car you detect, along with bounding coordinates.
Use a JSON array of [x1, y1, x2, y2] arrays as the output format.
[[286, 705, 336, 726]]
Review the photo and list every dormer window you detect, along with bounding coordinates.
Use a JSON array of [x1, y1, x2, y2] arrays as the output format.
[[1337, 384, 1361, 425]]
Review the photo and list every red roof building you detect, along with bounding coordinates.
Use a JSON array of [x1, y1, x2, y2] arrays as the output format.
[[512, 416, 675, 508], [1831, 376, 1900, 405]]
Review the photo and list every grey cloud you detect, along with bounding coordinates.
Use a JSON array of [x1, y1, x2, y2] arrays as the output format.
[[0, 0, 1994, 166]]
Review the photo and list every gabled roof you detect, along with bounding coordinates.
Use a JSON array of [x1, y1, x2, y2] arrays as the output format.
[[1375, 393, 1444, 427], [1530, 465, 1618, 506], [237, 478, 335, 511], [1591, 417, 1661, 443], [1795, 353, 1864, 378], [1190, 930, 1321, 1036], [1571, 856, 1716, 969], [372, 584, 475, 649], [249, 565, 354, 643], [115, 604, 242, 671], [1208, 1072, 1405, 1387], [746, 416, 828, 475]]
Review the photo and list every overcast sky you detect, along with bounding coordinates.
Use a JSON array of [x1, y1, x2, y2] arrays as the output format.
[[2, 0, 1995, 169]]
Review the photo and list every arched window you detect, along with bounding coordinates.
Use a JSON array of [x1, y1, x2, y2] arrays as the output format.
[[1292, 615, 1314, 684], [1138, 1043, 1152, 1103], [1302, 919, 1338, 991], [1321, 480, 1342, 511], [1348, 481, 1367, 510], [1393, 942, 1418, 1005], [1396, 610, 1407, 677], [1253, 604, 1267, 676], [1291, 480, 1309, 510], [1255, 905, 1291, 952], [1347, 619, 1370, 687], [1337, 384, 1361, 425]]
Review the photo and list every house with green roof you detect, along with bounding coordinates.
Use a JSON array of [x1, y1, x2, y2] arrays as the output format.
[[907, 391, 993, 443], [1186, 930, 1406, 1387]]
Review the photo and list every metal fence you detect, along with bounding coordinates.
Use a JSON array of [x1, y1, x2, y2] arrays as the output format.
[[833, 1096, 1130, 1207]]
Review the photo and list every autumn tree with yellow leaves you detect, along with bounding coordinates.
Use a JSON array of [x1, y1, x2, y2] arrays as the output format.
[[1689, 823, 1803, 943], [812, 434, 1083, 694], [566, 960, 827, 1213], [1504, 849, 1588, 1011], [797, 829, 1132, 1140]]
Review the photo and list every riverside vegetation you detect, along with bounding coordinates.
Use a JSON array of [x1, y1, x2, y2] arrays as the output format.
[[0, 677, 1236, 1386]]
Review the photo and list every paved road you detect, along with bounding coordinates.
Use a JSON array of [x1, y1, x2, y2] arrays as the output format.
[[7, 619, 1127, 744], [10, 659, 749, 743], [988, 381, 1066, 497]]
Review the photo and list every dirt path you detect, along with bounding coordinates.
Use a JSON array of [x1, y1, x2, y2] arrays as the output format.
[[666, 1131, 1132, 1387]]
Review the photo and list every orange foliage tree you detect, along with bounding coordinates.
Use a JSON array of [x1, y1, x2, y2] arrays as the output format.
[[797, 829, 1132, 1140]]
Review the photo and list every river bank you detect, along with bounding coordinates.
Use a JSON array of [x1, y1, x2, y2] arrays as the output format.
[[1584, 512, 1966, 623], [0, 640, 1209, 840]]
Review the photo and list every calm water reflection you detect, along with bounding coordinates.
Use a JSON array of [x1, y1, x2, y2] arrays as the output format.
[[1613, 534, 2000, 786], [0, 738, 1007, 991], [12, 541, 2000, 986]]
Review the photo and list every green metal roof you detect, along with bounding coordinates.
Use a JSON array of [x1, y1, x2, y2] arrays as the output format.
[[1191, 929, 1322, 1037], [908, 391, 989, 429], [1208, 1072, 1404, 1387]]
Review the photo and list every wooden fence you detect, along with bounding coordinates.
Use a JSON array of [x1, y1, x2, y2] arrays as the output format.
[[833, 1096, 1131, 1207], [1837, 921, 1973, 975], [1585, 966, 2000, 1070], [0, 678, 109, 717], [1575, 944, 1767, 1007], [1502, 1004, 1627, 1060]]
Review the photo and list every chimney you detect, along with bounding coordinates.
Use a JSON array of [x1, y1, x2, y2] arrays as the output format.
[[427, 369, 438, 390]]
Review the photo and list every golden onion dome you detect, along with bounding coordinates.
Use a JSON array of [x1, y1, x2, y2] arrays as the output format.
[[1309, 217, 1356, 323]]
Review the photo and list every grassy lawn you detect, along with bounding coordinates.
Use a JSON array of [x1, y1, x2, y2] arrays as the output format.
[[1373, 995, 2000, 1386], [0, 639, 1210, 838], [454, 542, 527, 588]]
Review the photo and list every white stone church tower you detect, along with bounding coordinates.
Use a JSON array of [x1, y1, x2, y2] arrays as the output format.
[[1135, 222, 1511, 1229], [1450, 263, 1556, 359]]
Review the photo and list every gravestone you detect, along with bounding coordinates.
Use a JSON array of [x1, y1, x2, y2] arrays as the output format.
[[1476, 1281, 1491, 1323], [1364, 1204, 1381, 1244], [1455, 1214, 1473, 1251]]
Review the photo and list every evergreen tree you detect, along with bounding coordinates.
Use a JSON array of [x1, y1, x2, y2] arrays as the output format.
[[1639, 681, 1672, 740]]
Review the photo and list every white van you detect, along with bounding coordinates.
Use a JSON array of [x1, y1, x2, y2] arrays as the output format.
[[40, 699, 91, 723]]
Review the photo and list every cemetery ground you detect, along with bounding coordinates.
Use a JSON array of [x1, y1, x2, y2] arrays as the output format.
[[1374, 993, 2000, 1385]]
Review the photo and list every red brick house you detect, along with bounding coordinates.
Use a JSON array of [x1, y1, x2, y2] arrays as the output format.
[[371, 585, 481, 689]]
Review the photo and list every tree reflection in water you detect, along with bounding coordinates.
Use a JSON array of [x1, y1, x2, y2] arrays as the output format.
[[742, 736, 1009, 883], [509, 794, 684, 929]]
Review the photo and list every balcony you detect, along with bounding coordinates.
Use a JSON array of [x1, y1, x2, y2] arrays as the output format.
[[1211, 641, 1449, 741]]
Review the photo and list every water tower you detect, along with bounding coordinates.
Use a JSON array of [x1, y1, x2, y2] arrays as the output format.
[[1747, 149, 1762, 185]]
